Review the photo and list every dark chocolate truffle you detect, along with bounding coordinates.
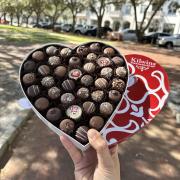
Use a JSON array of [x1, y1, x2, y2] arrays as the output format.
[[86, 53, 97, 61], [77, 87, 89, 99], [75, 126, 89, 143], [66, 105, 82, 120], [46, 108, 61, 122], [46, 46, 58, 56], [61, 93, 75, 105], [23, 61, 36, 72], [60, 48, 72, 58], [35, 97, 49, 111], [27, 85, 40, 97], [83, 62, 96, 74], [103, 47, 115, 56], [100, 67, 113, 79], [95, 78, 108, 89], [91, 90, 104, 102], [112, 78, 126, 92], [112, 56, 124, 66], [41, 76, 55, 88], [76, 46, 89, 56], [69, 57, 81, 67], [32, 51, 44, 61], [68, 69, 82, 80], [90, 43, 101, 52], [62, 79, 75, 91], [89, 116, 104, 130], [48, 56, 61, 66], [115, 67, 127, 78], [83, 101, 96, 114], [38, 65, 50, 76], [80, 75, 93, 86], [108, 90, 121, 102], [59, 119, 75, 134], [22, 73, 36, 85], [48, 87, 61, 99], [54, 66, 67, 78], [97, 57, 111, 67], [100, 102, 113, 116]]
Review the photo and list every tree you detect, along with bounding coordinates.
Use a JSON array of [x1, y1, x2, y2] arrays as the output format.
[[14, 0, 24, 26], [23, 0, 34, 27], [6, 2, 15, 25], [0, 0, 9, 22]]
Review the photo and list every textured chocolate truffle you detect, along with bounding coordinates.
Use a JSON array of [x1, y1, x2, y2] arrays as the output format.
[[112, 78, 125, 92], [100, 67, 113, 79], [83, 63, 96, 74], [100, 102, 113, 116], [38, 65, 50, 76], [32, 51, 44, 61], [115, 67, 127, 78], [103, 47, 115, 56], [46, 46, 58, 56], [108, 90, 121, 102], [77, 87, 89, 99], [97, 57, 111, 67], [48, 56, 61, 66], [61, 93, 75, 105], [112, 56, 124, 66], [27, 85, 40, 97], [86, 53, 97, 61], [76, 46, 89, 56], [23, 61, 36, 72], [22, 73, 36, 85], [91, 90, 104, 102], [81, 75, 93, 86], [41, 76, 55, 88], [66, 105, 82, 120], [90, 43, 101, 52], [68, 69, 82, 80], [69, 57, 81, 67], [35, 97, 49, 111], [95, 78, 108, 89], [59, 119, 75, 134], [62, 79, 75, 91], [48, 87, 61, 99], [89, 116, 104, 130], [75, 126, 89, 143], [60, 48, 72, 58], [54, 66, 67, 78], [83, 101, 96, 114], [46, 108, 61, 122]]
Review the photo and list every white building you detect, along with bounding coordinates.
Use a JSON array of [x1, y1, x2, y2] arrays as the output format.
[[76, 0, 180, 34]]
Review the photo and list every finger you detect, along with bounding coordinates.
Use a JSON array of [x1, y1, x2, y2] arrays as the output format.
[[109, 144, 118, 156], [60, 135, 82, 164]]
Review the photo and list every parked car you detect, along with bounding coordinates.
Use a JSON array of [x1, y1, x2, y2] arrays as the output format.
[[53, 23, 62, 32], [61, 24, 73, 32], [0, 19, 9, 24], [157, 34, 180, 49], [74, 25, 94, 34], [33, 22, 51, 28]]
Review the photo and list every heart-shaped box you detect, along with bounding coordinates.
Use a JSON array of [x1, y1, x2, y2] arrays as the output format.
[[19, 43, 170, 151]]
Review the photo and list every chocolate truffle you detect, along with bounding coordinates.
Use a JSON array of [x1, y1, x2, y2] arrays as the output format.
[[35, 97, 49, 111], [80, 75, 93, 86], [83, 101, 96, 114], [89, 116, 104, 130], [62, 79, 75, 91], [76, 46, 89, 56], [95, 78, 108, 89], [23, 61, 36, 72], [46, 46, 58, 56], [48, 56, 61, 66], [97, 57, 111, 67], [69, 57, 81, 67], [112, 56, 124, 66], [83, 63, 96, 74], [32, 51, 44, 61], [100, 67, 113, 79], [60, 48, 72, 58], [91, 90, 104, 102], [77, 87, 89, 99], [59, 119, 75, 134], [112, 78, 126, 92], [22, 73, 36, 85], [100, 102, 113, 116], [38, 65, 50, 76], [103, 47, 115, 56], [86, 53, 97, 61], [109, 90, 121, 102], [61, 93, 75, 105], [41, 76, 55, 88], [46, 108, 61, 122], [90, 43, 101, 52], [27, 85, 40, 97], [66, 105, 82, 120], [115, 67, 127, 78], [68, 69, 82, 80], [48, 87, 61, 99], [75, 126, 89, 143], [54, 66, 67, 78]]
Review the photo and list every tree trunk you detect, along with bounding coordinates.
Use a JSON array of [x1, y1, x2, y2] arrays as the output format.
[[72, 14, 76, 32], [10, 15, 13, 25], [36, 13, 40, 25], [97, 16, 102, 38], [17, 16, 20, 26], [3, 13, 7, 21], [26, 17, 29, 27]]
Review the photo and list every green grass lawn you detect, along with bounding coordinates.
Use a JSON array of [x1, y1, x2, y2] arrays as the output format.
[[0, 25, 113, 46]]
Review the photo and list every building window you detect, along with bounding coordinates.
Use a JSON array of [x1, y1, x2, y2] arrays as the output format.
[[152, 3, 158, 11], [163, 23, 175, 34], [113, 21, 120, 31], [123, 21, 130, 29], [124, 5, 131, 15], [114, 4, 122, 11], [148, 19, 159, 32], [140, 5, 146, 13], [168, 1, 179, 14]]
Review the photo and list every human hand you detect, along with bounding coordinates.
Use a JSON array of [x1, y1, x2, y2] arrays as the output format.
[[60, 129, 120, 180]]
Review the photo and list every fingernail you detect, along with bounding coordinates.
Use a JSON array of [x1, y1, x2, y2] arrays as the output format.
[[87, 129, 98, 140]]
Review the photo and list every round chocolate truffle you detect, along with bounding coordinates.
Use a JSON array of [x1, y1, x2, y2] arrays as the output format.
[[76, 46, 89, 56], [23, 61, 36, 72], [77, 87, 89, 99], [95, 78, 108, 89], [75, 126, 89, 143], [89, 116, 104, 130], [60, 48, 72, 58], [83, 101, 96, 114], [54, 66, 67, 78], [61, 93, 75, 105], [103, 47, 115, 56], [62, 79, 75, 91], [91, 90, 104, 102], [112, 56, 124, 66], [68, 69, 82, 80], [83, 62, 96, 74], [69, 57, 81, 67], [66, 105, 82, 120], [41, 76, 55, 88], [35, 97, 49, 111], [27, 85, 40, 97], [46, 108, 61, 122], [48, 87, 61, 99], [46, 46, 58, 56], [59, 119, 75, 134], [48, 56, 61, 66], [38, 65, 50, 76], [112, 78, 126, 92], [90, 43, 101, 52], [86, 53, 97, 61], [32, 51, 44, 61], [97, 57, 111, 67], [100, 102, 113, 116], [100, 67, 113, 79], [109, 90, 121, 102], [80, 75, 93, 87], [22, 73, 36, 85], [115, 67, 127, 78]]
